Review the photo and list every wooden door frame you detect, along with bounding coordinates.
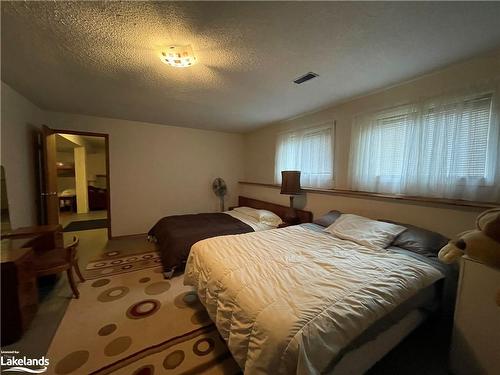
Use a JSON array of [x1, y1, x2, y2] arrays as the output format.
[[51, 128, 112, 239]]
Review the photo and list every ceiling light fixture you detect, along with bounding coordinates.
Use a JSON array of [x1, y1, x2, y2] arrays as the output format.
[[160, 45, 197, 68]]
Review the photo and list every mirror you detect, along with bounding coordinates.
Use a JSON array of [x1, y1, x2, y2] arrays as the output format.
[[1, 166, 12, 234]]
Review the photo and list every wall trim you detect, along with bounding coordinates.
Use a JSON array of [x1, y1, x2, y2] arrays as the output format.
[[239, 181, 498, 209]]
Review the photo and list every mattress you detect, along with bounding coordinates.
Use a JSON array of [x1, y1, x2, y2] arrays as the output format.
[[184, 225, 444, 374]]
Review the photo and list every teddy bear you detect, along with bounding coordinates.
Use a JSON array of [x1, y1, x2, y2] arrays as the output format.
[[438, 208, 500, 269]]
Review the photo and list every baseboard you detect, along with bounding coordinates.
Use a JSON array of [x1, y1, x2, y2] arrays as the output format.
[[110, 232, 148, 240]]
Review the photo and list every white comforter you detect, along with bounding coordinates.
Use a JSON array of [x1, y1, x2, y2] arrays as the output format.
[[184, 225, 443, 374]]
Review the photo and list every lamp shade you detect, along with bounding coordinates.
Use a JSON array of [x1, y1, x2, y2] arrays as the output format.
[[280, 171, 301, 195]]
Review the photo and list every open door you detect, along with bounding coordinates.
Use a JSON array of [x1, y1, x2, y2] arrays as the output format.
[[41, 125, 60, 225]]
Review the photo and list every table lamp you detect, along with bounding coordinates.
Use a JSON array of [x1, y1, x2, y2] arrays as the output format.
[[280, 170, 302, 224]]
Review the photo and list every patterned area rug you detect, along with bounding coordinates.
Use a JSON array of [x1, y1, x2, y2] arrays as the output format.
[[47, 264, 240, 374], [85, 252, 162, 279]]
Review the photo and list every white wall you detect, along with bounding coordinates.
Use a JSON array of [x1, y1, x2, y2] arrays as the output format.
[[242, 50, 500, 238], [0, 82, 45, 228], [47, 111, 245, 237]]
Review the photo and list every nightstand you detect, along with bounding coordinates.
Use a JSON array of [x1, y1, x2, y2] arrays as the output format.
[[450, 256, 500, 374]]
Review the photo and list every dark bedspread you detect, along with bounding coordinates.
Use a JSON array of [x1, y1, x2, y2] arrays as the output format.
[[148, 213, 254, 272]]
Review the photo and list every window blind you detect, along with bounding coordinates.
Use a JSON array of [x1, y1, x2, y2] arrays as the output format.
[[275, 125, 334, 189], [349, 92, 499, 202]]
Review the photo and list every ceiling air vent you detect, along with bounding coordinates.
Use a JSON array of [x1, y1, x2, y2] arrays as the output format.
[[293, 72, 319, 84]]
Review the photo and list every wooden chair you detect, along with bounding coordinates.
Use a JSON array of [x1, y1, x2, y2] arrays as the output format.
[[33, 236, 85, 298]]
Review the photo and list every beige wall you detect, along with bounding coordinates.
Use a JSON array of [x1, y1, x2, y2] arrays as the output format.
[[47, 111, 245, 237], [1, 83, 244, 236], [0, 82, 45, 228], [57, 177, 75, 193], [74, 146, 89, 214], [242, 50, 500, 238], [56, 149, 107, 191], [3, 50, 499, 237], [56, 151, 75, 193], [86, 151, 106, 185]]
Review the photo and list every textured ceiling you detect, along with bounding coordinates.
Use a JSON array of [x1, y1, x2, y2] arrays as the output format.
[[2, 2, 500, 132]]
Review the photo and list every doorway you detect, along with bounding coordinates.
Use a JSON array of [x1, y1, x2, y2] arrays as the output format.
[[40, 127, 112, 238]]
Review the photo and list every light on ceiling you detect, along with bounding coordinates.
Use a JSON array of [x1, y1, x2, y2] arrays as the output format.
[[160, 45, 197, 68]]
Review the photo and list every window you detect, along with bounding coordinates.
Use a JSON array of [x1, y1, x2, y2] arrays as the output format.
[[275, 125, 334, 189], [349, 92, 499, 202]]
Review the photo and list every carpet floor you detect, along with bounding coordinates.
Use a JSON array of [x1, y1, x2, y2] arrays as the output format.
[[64, 219, 109, 232], [46, 254, 240, 375]]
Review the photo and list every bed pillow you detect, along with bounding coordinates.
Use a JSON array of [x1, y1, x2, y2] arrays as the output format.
[[233, 207, 283, 226], [313, 210, 342, 227], [324, 214, 406, 250], [233, 206, 261, 220], [380, 220, 449, 258], [257, 210, 283, 227]]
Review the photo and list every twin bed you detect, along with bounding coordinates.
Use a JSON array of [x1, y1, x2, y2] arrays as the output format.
[[150, 198, 452, 374], [148, 196, 312, 277]]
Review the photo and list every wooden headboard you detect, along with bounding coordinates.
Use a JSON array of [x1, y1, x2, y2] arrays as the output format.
[[238, 196, 313, 224]]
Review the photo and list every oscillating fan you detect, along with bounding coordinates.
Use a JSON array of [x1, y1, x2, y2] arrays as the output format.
[[212, 177, 227, 212]]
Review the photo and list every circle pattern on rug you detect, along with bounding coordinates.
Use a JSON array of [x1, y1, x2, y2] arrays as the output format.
[[98, 286, 129, 302], [127, 257, 138, 262], [93, 262, 106, 268], [98, 323, 117, 336], [104, 336, 132, 356], [144, 281, 170, 295], [121, 264, 133, 270], [106, 251, 120, 257], [174, 291, 201, 309], [54, 350, 90, 374], [139, 277, 151, 283], [191, 310, 211, 325], [111, 259, 123, 265], [163, 350, 185, 370], [126, 299, 161, 319], [133, 365, 155, 375], [143, 254, 154, 259], [100, 268, 115, 275], [193, 338, 215, 356], [91, 279, 110, 288]]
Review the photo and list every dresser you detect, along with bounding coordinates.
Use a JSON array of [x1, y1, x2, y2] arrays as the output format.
[[1, 238, 38, 345], [450, 256, 500, 375], [0, 224, 63, 345]]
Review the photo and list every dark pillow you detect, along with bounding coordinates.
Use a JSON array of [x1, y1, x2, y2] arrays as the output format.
[[381, 220, 449, 257], [313, 210, 342, 227]]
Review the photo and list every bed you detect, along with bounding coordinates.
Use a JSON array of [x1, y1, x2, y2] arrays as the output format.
[[148, 196, 312, 277], [184, 211, 453, 374]]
